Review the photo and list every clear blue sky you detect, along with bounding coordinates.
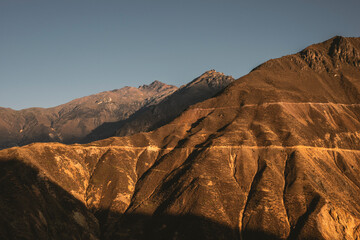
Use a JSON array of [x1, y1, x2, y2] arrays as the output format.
[[1, 0, 359, 110]]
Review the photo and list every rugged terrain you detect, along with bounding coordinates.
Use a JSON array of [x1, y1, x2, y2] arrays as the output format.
[[0, 80, 177, 149], [0, 71, 234, 150], [84, 70, 235, 142], [1, 36, 360, 239]]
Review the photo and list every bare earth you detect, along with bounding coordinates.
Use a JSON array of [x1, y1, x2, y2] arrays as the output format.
[[0, 36, 360, 239]]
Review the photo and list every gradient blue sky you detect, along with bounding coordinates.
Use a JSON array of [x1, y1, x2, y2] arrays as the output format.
[[1, 0, 359, 110]]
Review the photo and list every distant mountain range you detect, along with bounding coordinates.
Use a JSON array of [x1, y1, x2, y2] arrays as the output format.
[[84, 70, 234, 142], [0, 71, 234, 149], [1, 36, 360, 240]]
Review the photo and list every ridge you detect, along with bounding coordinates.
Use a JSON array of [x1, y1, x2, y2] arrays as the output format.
[[181, 69, 233, 89], [138, 80, 174, 91], [251, 36, 360, 73]]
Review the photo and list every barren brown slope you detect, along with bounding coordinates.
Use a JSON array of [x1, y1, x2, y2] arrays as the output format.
[[1, 36, 360, 240], [0, 81, 177, 149], [84, 70, 234, 142]]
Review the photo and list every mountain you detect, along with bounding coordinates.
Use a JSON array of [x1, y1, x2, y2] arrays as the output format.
[[84, 70, 235, 142], [0, 81, 177, 149], [1, 36, 360, 240], [0, 71, 234, 150]]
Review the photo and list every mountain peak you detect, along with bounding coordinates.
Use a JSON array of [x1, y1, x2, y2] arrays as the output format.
[[182, 70, 234, 90], [138, 80, 170, 91], [328, 36, 360, 65], [204, 69, 217, 73], [202, 69, 224, 76], [149, 80, 165, 87], [297, 36, 360, 72], [252, 36, 360, 73]]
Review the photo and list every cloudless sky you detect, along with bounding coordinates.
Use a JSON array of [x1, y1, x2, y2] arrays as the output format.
[[1, 0, 359, 110]]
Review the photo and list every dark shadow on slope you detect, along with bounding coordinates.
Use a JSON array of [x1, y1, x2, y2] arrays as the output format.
[[0, 159, 100, 240], [104, 212, 283, 240], [0, 159, 285, 240], [83, 74, 234, 144], [287, 194, 321, 240], [81, 96, 211, 143]]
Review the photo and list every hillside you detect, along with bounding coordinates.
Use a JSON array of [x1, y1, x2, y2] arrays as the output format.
[[1, 36, 360, 239], [84, 70, 235, 142], [0, 81, 177, 149]]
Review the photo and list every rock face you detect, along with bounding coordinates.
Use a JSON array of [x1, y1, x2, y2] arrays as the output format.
[[0, 81, 177, 149], [84, 70, 235, 142], [1, 36, 360, 239]]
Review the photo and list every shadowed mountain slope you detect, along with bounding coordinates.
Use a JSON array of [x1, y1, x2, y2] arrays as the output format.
[[84, 70, 235, 142], [1, 36, 360, 239], [0, 81, 177, 149]]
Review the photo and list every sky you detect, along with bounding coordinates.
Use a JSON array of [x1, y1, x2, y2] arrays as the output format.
[[1, 0, 360, 110]]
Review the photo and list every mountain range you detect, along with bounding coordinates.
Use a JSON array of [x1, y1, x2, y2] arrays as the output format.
[[1, 36, 360, 240], [85, 69, 235, 142], [0, 71, 234, 149]]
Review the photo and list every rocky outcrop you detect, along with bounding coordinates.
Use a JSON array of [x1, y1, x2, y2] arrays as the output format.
[[1, 36, 360, 239]]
